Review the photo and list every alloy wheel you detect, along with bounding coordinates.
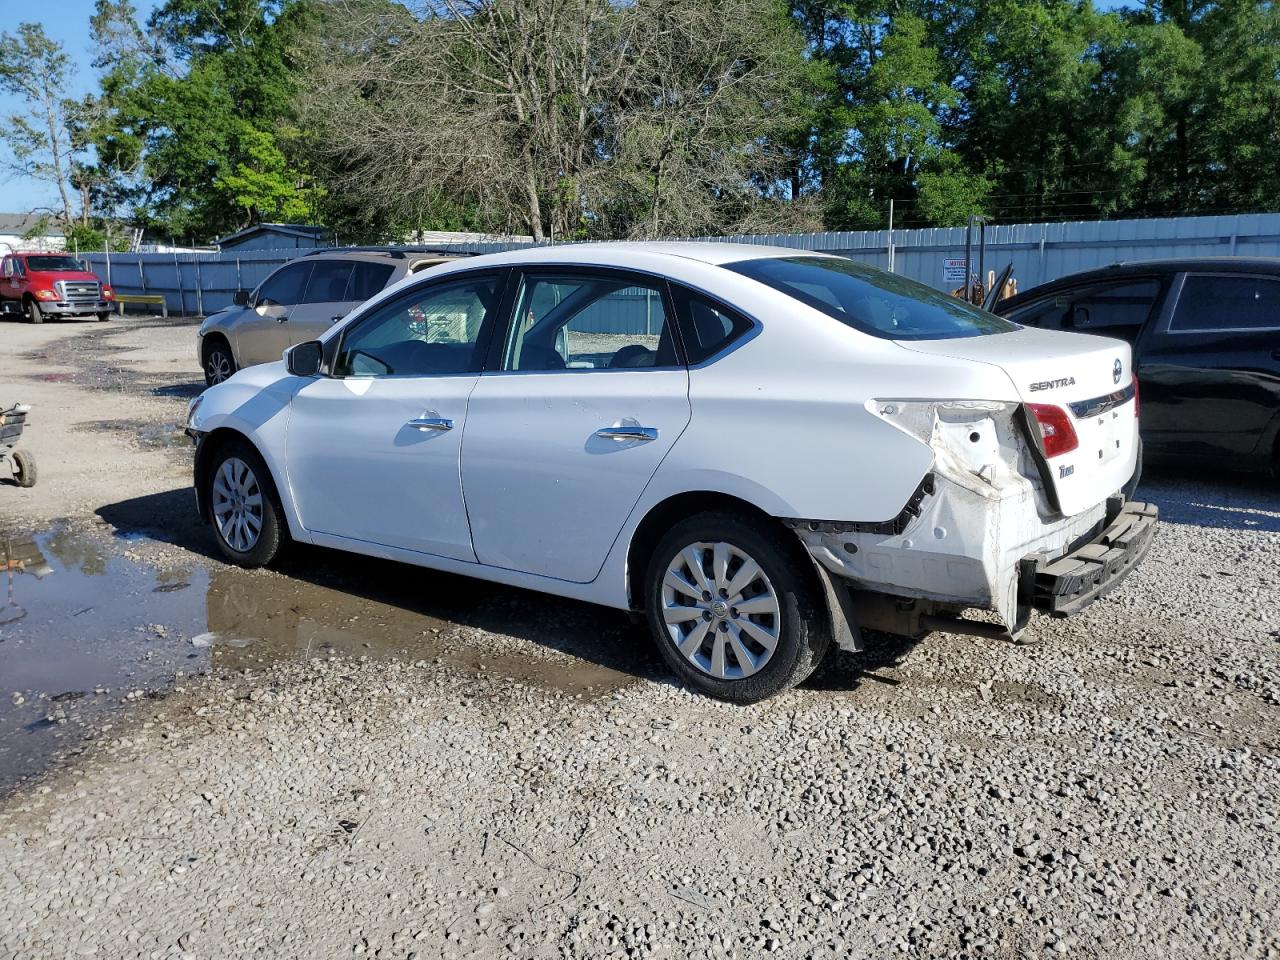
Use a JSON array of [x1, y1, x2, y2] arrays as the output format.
[[211, 457, 263, 553], [660, 541, 781, 680], [206, 349, 232, 385]]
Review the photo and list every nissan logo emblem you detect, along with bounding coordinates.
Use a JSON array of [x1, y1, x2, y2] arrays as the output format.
[[1112, 358, 1122, 384]]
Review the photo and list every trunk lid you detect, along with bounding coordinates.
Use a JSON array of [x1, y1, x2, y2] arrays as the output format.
[[898, 327, 1139, 517]]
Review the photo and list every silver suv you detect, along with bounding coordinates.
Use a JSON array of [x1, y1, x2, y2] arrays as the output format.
[[197, 251, 461, 386]]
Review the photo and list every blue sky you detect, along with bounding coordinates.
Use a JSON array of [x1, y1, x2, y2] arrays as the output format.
[[1, 0, 1137, 212], [0, 0, 164, 211]]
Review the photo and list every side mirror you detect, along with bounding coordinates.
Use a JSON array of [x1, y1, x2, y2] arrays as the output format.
[[286, 340, 323, 377], [233, 289, 250, 307]]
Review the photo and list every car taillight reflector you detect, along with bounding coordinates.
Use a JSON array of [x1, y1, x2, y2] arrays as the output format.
[[1027, 403, 1079, 458], [1132, 375, 1139, 417]]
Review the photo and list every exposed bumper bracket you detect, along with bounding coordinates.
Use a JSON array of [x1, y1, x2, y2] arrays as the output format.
[[1026, 499, 1159, 617]]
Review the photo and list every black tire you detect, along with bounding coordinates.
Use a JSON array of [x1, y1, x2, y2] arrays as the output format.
[[26, 299, 43, 325], [203, 337, 236, 387], [203, 438, 286, 568], [96, 312, 111, 322], [644, 511, 831, 704], [11, 449, 36, 488]]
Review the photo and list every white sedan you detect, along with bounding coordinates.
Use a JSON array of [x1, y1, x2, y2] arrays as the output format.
[[186, 242, 1156, 702]]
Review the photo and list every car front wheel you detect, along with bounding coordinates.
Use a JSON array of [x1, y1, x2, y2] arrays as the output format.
[[645, 512, 831, 704], [26, 300, 43, 325], [204, 440, 286, 567], [203, 338, 236, 386]]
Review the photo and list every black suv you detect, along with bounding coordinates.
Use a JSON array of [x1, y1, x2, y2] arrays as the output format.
[[997, 258, 1280, 472]]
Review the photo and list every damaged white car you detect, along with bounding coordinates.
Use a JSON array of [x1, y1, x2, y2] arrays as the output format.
[[186, 243, 1156, 702]]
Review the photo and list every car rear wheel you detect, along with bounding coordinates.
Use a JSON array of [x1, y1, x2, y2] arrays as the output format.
[[645, 512, 830, 703], [26, 300, 42, 325], [203, 338, 236, 387], [204, 440, 285, 568]]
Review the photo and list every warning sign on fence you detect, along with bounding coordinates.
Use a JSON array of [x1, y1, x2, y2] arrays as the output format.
[[942, 258, 968, 285]]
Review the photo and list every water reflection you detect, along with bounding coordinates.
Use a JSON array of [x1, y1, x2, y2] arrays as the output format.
[[0, 524, 637, 794]]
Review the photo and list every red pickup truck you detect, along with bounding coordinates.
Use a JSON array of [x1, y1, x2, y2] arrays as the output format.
[[1, 251, 115, 324]]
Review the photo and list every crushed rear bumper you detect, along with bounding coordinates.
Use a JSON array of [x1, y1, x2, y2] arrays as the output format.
[[1024, 499, 1158, 617]]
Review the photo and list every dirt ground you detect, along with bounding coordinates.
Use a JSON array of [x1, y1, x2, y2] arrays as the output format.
[[0, 314, 1278, 959]]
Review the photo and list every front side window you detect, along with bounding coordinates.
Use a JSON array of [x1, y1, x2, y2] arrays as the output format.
[[1006, 296, 1062, 327], [1171, 275, 1280, 332], [1069, 280, 1160, 335], [333, 274, 500, 377], [1011, 280, 1160, 343], [726, 255, 1017, 340], [257, 262, 313, 307], [504, 274, 679, 371], [2, 257, 11, 278], [302, 260, 355, 304]]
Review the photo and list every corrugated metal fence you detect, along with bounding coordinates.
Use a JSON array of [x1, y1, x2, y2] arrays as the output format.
[[83, 213, 1280, 318]]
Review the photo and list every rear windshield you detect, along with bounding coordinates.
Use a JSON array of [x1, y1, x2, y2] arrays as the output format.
[[25, 255, 83, 272], [724, 256, 1018, 340]]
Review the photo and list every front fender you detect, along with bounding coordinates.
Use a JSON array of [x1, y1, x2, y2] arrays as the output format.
[[187, 364, 307, 539]]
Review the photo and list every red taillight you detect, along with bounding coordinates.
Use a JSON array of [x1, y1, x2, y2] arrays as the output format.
[[1132, 375, 1139, 417], [1027, 403, 1079, 458]]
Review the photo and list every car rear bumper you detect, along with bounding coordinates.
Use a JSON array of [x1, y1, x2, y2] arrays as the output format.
[[1024, 498, 1158, 617]]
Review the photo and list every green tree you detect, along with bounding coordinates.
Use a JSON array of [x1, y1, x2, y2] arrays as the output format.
[[89, 0, 315, 240], [297, 0, 819, 241]]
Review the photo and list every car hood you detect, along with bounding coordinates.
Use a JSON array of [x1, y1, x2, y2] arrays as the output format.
[[29, 270, 103, 283]]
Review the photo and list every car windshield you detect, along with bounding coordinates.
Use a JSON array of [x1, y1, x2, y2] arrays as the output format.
[[725, 255, 1018, 340], [25, 255, 84, 272]]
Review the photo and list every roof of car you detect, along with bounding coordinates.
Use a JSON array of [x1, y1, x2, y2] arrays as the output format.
[[1001, 256, 1280, 309], [446, 241, 826, 270], [300, 249, 464, 264]]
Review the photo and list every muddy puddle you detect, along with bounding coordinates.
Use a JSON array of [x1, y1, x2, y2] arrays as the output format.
[[0, 526, 645, 795]]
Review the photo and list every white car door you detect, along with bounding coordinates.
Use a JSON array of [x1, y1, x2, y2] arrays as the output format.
[[285, 271, 506, 560], [462, 268, 691, 583]]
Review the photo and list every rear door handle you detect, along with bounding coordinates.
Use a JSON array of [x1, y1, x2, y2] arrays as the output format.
[[407, 417, 453, 432], [1272, 349, 1280, 361], [595, 425, 658, 442]]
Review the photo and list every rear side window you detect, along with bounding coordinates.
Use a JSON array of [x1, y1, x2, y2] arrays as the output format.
[[503, 273, 678, 371], [1171, 275, 1280, 332], [302, 260, 355, 303], [257, 262, 312, 306], [725, 256, 1017, 340], [348, 262, 396, 301], [671, 287, 753, 362]]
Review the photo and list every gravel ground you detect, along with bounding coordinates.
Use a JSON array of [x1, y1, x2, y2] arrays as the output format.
[[1, 317, 1278, 959]]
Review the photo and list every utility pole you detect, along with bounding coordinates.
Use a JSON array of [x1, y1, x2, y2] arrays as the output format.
[[887, 199, 895, 274], [964, 215, 974, 300]]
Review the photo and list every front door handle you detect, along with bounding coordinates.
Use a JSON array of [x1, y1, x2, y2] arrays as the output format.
[[275, 314, 289, 324], [407, 416, 453, 432], [595, 425, 658, 443]]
